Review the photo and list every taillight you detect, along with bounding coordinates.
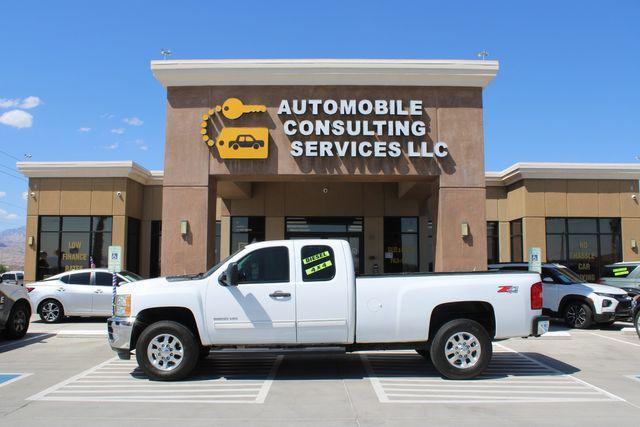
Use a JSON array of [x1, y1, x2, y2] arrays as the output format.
[[530, 281, 543, 310], [26, 287, 35, 293]]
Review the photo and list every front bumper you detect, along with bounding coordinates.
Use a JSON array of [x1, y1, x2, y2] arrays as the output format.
[[107, 316, 135, 359], [532, 315, 550, 337]]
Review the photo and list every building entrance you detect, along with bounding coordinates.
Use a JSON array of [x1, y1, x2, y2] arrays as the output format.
[[285, 217, 364, 274]]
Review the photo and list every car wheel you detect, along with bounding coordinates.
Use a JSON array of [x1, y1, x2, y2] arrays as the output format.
[[429, 319, 491, 380], [39, 299, 64, 323], [634, 310, 640, 339], [136, 321, 199, 381], [232, 144, 239, 150], [4, 302, 30, 339], [564, 301, 593, 329], [415, 349, 430, 361]]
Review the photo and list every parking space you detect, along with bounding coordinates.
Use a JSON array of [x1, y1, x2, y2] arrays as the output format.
[[361, 345, 622, 403], [28, 353, 283, 403], [0, 327, 639, 426]]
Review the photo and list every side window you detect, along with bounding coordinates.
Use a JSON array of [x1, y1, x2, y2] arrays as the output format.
[[17, 273, 23, 280], [541, 268, 557, 284], [301, 245, 336, 282], [60, 274, 70, 284], [67, 272, 91, 285], [95, 272, 113, 287], [237, 246, 289, 284]]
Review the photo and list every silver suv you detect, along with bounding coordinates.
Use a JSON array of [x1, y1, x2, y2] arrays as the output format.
[[1, 271, 24, 287], [598, 262, 640, 297]]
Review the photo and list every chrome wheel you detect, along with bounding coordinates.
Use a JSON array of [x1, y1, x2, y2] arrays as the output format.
[[13, 309, 27, 333], [566, 305, 587, 327], [147, 334, 184, 372], [41, 302, 60, 322], [444, 332, 481, 369]]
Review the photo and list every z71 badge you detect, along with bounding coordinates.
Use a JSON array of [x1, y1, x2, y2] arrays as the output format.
[[497, 285, 519, 294]]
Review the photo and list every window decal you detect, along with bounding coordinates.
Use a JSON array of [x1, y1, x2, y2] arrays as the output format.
[[302, 251, 330, 265]]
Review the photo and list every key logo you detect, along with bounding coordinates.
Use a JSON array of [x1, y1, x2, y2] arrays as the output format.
[[201, 98, 269, 159]]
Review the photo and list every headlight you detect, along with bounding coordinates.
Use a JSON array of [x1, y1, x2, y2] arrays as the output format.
[[594, 293, 620, 299], [113, 294, 131, 317]]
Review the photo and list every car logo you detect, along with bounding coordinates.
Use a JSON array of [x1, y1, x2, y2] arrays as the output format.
[[497, 285, 519, 294]]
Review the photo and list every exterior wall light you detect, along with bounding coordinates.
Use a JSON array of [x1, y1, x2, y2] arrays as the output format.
[[29, 192, 36, 199], [116, 191, 123, 199], [461, 222, 470, 237], [180, 220, 189, 236], [632, 239, 638, 250], [28, 236, 34, 246]]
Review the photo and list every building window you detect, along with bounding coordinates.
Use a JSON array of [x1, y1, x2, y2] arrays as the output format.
[[487, 221, 499, 265], [231, 217, 265, 253], [384, 217, 419, 273], [546, 218, 622, 281], [126, 217, 141, 274], [37, 216, 112, 280], [149, 220, 162, 278], [510, 219, 523, 262]]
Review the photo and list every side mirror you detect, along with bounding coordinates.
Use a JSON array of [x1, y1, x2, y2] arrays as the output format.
[[226, 262, 239, 287], [542, 277, 554, 284], [117, 281, 127, 287]]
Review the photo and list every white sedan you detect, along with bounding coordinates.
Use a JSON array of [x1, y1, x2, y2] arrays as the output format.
[[28, 269, 142, 323]]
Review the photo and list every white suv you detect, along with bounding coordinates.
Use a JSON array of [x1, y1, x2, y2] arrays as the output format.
[[28, 269, 142, 323], [490, 263, 633, 329], [1, 271, 24, 287]]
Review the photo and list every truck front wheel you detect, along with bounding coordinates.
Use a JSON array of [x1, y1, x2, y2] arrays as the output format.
[[136, 321, 199, 381], [429, 319, 492, 380]]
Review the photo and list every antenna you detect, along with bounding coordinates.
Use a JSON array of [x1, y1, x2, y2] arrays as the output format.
[[160, 49, 172, 60], [477, 50, 489, 60]]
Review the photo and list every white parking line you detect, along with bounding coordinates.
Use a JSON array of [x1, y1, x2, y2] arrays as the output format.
[[27, 354, 283, 404], [361, 345, 625, 404], [588, 333, 640, 348]]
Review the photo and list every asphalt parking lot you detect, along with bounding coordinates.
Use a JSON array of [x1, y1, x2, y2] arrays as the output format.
[[0, 319, 639, 427]]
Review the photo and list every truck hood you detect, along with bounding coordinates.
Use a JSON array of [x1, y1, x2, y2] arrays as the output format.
[[118, 277, 172, 294]]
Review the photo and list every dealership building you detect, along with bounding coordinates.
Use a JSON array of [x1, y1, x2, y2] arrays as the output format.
[[17, 59, 640, 283]]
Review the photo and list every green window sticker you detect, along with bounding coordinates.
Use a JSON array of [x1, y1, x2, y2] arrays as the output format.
[[305, 260, 333, 276], [302, 251, 330, 265], [613, 267, 629, 276]]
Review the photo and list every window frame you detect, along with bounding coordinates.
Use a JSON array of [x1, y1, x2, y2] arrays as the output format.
[[235, 246, 290, 285], [301, 245, 337, 282], [510, 219, 523, 262]]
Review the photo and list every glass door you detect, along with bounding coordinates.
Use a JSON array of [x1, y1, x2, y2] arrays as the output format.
[[285, 217, 364, 274]]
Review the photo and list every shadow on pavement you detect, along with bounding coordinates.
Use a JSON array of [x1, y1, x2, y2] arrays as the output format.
[[0, 332, 55, 353]]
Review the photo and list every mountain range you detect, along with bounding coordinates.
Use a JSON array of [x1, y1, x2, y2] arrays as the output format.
[[0, 226, 25, 270]]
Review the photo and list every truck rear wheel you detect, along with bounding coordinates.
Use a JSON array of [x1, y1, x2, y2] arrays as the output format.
[[429, 319, 491, 380], [136, 321, 199, 381]]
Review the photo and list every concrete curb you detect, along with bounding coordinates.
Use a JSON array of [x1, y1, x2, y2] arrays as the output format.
[[539, 331, 572, 340]]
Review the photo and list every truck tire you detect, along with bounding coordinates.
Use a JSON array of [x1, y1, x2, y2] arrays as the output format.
[[38, 299, 63, 323], [136, 321, 199, 381], [634, 310, 640, 339], [564, 301, 593, 329], [429, 319, 491, 380], [4, 302, 30, 339]]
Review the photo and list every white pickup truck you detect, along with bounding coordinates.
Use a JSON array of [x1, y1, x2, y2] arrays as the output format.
[[108, 239, 548, 381]]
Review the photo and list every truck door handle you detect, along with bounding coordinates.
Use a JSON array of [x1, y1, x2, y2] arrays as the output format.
[[269, 291, 291, 298]]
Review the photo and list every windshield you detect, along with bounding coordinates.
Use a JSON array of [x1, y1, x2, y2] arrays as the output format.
[[550, 266, 583, 284], [118, 270, 144, 282], [201, 248, 243, 279]]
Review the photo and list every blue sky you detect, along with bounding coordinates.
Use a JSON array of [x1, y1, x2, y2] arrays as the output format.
[[0, 1, 639, 231]]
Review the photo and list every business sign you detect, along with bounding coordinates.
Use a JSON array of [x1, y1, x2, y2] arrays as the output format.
[[108, 246, 122, 273], [528, 247, 542, 273], [201, 97, 448, 160]]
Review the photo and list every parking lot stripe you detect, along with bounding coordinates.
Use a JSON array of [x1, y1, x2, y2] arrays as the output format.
[[362, 345, 625, 404], [588, 333, 640, 348], [27, 354, 283, 404]]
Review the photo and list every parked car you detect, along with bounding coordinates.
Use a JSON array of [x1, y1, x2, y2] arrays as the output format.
[[0, 273, 31, 339], [28, 269, 143, 323], [1, 271, 24, 286], [489, 263, 633, 329], [109, 239, 548, 381], [633, 295, 640, 338], [598, 262, 640, 297]]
